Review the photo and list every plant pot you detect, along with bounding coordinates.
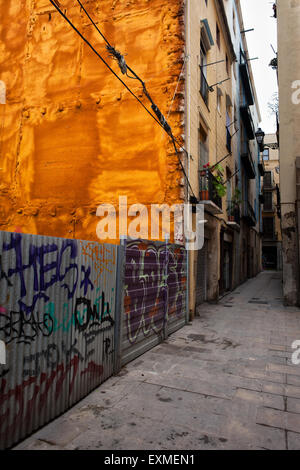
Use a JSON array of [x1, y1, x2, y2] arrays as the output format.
[[200, 190, 209, 201]]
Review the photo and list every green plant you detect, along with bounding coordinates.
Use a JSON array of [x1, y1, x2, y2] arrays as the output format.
[[228, 188, 241, 215], [212, 164, 227, 199], [232, 187, 242, 204]]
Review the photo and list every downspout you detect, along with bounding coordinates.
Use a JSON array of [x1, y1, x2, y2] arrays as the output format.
[[185, 0, 191, 322]]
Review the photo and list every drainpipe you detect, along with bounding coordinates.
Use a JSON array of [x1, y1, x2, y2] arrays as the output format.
[[185, 0, 191, 322]]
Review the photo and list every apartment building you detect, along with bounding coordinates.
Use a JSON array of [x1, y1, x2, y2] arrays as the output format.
[[0, 0, 263, 317], [191, 0, 262, 315], [260, 134, 282, 271], [277, 0, 300, 305]]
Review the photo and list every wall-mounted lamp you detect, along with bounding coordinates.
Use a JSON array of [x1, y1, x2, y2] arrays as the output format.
[[255, 127, 265, 153]]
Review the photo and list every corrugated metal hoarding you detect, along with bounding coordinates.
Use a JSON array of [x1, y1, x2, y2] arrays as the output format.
[[167, 244, 187, 336], [0, 232, 187, 450], [121, 240, 187, 366], [0, 232, 117, 450]]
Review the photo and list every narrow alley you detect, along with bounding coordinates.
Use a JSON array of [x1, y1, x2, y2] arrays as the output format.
[[14, 271, 300, 451]]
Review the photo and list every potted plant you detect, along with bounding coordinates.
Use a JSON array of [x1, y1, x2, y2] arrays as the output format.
[[227, 202, 236, 221], [211, 163, 227, 199], [200, 163, 210, 200], [227, 188, 241, 221]]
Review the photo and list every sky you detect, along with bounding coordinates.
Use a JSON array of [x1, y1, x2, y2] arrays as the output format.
[[240, 0, 278, 134]]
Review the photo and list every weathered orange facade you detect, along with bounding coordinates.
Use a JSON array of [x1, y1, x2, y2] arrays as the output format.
[[0, 0, 185, 242]]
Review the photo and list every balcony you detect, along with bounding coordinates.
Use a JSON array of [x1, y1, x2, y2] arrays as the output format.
[[239, 63, 254, 106], [227, 205, 241, 231], [263, 201, 275, 213], [263, 172, 275, 189], [240, 105, 255, 140], [199, 170, 223, 214], [242, 200, 256, 227], [200, 67, 209, 107], [263, 231, 278, 242], [241, 141, 256, 179]]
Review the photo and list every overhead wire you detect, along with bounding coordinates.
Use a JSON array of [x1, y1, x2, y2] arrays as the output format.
[[50, 0, 197, 199], [49, 0, 164, 133]]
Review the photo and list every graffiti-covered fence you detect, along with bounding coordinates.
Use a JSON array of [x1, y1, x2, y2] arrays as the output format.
[[120, 240, 187, 366], [0, 232, 118, 450], [0, 233, 187, 449]]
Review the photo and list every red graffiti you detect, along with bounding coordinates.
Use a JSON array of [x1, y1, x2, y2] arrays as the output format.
[[81, 361, 103, 377], [0, 357, 103, 443]]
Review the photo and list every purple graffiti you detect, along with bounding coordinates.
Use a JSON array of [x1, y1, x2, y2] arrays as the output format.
[[1, 234, 90, 315]]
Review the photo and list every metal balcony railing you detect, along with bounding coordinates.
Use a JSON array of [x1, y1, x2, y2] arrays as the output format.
[[263, 172, 275, 189], [200, 68, 209, 107], [227, 204, 240, 224], [263, 203, 275, 213], [242, 200, 256, 226], [241, 140, 256, 179], [263, 231, 278, 241], [199, 170, 222, 210], [262, 191, 275, 212]]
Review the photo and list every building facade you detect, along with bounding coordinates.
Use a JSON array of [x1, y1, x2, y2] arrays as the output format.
[[261, 134, 282, 271], [0, 0, 263, 317], [189, 0, 263, 315], [277, 0, 300, 305]]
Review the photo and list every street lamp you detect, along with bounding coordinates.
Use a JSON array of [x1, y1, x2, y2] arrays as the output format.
[[255, 128, 265, 153]]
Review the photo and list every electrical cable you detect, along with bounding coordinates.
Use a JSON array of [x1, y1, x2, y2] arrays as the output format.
[[50, 0, 197, 199], [49, 0, 164, 132], [74, 0, 193, 179], [75, 0, 146, 86], [75, 0, 201, 197]]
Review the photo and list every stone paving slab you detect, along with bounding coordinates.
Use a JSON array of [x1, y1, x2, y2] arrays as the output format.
[[13, 271, 300, 450]]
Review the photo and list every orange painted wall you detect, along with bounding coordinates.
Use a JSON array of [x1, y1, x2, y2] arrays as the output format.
[[0, 0, 185, 242]]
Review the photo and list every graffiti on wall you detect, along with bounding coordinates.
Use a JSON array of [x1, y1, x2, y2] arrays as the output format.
[[124, 241, 186, 345], [0, 232, 117, 449]]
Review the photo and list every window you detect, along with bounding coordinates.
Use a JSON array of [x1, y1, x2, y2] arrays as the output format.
[[199, 124, 209, 168], [216, 23, 220, 49], [200, 40, 209, 106], [233, 8, 236, 36], [226, 54, 229, 75], [263, 217, 275, 239], [263, 148, 269, 161], [263, 171, 272, 188], [217, 87, 222, 114], [232, 62, 236, 80], [233, 103, 238, 131], [226, 108, 231, 152], [263, 192, 273, 211]]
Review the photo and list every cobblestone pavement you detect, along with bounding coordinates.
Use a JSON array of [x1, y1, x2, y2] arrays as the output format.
[[14, 271, 300, 450]]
